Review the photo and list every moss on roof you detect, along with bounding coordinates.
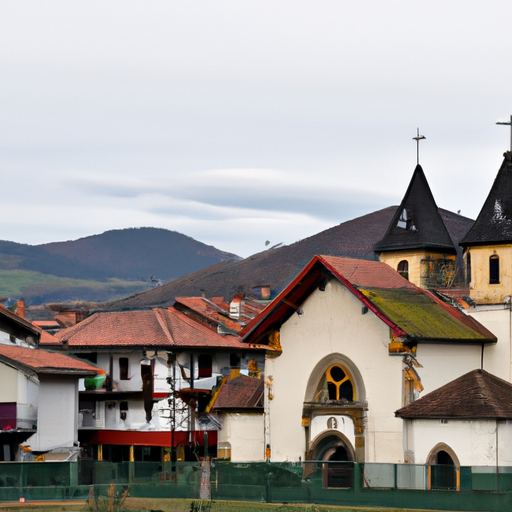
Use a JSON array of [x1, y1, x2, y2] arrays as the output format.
[[360, 288, 490, 341]]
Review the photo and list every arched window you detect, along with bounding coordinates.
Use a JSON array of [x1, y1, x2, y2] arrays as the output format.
[[315, 364, 356, 402], [397, 260, 409, 280], [490, 255, 500, 284]]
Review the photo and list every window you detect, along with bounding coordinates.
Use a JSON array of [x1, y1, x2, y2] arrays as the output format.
[[466, 252, 471, 285], [198, 354, 212, 378], [397, 260, 409, 280], [490, 255, 500, 284], [315, 365, 355, 402], [397, 207, 416, 231], [119, 357, 129, 380]]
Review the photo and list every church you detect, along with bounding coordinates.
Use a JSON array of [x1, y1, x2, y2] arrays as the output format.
[[212, 141, 512, 487]]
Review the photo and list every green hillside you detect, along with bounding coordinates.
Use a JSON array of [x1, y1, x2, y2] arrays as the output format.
[[0, 227, 239, 304], [0, 269, 151, 304]]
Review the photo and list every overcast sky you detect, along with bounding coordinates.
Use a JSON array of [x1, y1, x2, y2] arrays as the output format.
[[1, 2, 512, 258]]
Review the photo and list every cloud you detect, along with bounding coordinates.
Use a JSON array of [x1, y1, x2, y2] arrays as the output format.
[[1, 1, 512, 258]]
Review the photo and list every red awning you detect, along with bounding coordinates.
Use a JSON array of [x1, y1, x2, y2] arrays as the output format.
[[89, 429, 217, 447]]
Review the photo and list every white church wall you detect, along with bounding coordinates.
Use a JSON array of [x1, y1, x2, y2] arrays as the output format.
[[469, 308, 511, 382], [416, 344, 481, 395], [310, 415, 355, 448], [408, 419, 503, 466], [267, 279, 404, 464]]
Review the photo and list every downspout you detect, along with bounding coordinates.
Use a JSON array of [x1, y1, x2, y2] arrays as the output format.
[[509, 303, 512, 383]]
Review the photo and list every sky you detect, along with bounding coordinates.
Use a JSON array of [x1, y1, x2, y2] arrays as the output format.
[[1, 1, 512, 258]]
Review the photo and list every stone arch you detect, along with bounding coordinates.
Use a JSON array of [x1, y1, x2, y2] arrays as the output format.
[[426, 442, 460, 467], [304, 353, 366, 404], [309, 430, 355, 461]]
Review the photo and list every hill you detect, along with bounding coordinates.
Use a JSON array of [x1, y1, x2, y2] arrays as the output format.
[[0, 228, 237, 304], [104, 207, 474, 310]]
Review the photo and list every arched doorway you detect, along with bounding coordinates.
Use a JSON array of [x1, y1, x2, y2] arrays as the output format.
[[427, 444, 460, 491], [310, 432, 355, 488], [303, 354, 366, 463]]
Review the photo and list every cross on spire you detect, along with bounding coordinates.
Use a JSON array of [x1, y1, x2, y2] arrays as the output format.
[[496, 115, 512, 152], [412, 128, 426, 165]]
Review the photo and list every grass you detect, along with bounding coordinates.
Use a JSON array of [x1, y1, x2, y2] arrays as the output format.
[[0, 498, 448, 512], [0, 269, 150, 303]]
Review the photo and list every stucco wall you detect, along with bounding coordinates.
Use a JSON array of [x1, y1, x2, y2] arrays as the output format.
[[0, 364, 18, 402], [416, 344, 482, 395], [468, 307, 512, 382], [29, 375, 78, 451], [467, 245, 512, 304], [379, 250, 454, 289], [406, 418, 512, 466], [217, 413, 264, 462], [266, 279, 405, 463]]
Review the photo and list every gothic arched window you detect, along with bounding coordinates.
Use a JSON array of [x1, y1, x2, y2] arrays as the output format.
[[315, 364, 356, 402]]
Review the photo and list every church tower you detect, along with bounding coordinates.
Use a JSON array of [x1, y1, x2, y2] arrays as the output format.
[[374, 164, 457, 289], [460, 152, 512, 304]]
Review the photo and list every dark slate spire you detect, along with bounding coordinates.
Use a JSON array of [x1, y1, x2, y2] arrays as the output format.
[[374, 165, 456, 254], [460, 152, 512, 247]]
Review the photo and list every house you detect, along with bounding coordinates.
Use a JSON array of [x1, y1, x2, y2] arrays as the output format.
[[0, 305, 98, 461], [238, 254, 495, 466], [45, 307, 267, 462]]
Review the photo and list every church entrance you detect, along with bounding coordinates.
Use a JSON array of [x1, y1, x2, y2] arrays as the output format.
[[311, 433, 354, 488]]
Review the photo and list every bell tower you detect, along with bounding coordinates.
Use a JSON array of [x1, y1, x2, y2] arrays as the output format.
[[460, 150, 512, 304]]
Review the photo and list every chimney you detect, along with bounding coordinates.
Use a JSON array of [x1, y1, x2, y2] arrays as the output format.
[[17, 300, 26, 319], [229, 293, 244, 320]]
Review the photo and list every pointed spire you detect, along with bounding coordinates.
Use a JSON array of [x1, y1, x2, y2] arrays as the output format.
[[374, 165, 456, 254], [460, 153, 512, 247]]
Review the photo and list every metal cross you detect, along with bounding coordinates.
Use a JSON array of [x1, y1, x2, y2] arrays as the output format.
[[412, 128, 426, 165], [496, 115, 512, 152]]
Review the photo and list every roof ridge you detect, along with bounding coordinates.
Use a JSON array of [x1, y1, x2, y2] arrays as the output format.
[[153, 308, 176, 345], [56, 312, 99, 342]]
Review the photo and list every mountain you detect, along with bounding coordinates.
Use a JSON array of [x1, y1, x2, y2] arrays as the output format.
[[104, 207, 474, 310], [0, 228, 238, 304]]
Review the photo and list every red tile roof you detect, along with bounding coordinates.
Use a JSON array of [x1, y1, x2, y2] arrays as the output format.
[[174, 296, 266, 333], [54, 308, 265, 350], [0, 345, 99, 376], [0, 305, 40, 338], [396, 369, 512, 420], [320, 255, 417, 290], [242, 255, 496, 346], [212, 375, 264, 410]]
